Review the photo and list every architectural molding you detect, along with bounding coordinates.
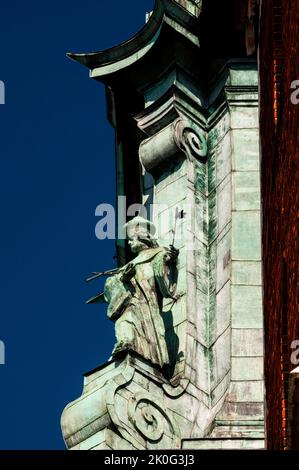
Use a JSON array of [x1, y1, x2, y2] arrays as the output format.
[[139, 117, 207, 173]]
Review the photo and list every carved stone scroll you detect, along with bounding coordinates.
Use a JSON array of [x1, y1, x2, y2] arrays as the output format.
[[139, 118, 207, 173]]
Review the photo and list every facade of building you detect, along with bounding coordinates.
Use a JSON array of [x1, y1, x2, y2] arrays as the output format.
[[60, 0, 298, 450], [259, 0, 299, 450]]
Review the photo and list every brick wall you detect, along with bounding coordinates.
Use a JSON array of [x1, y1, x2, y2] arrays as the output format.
[[259, 0, 299, 450]]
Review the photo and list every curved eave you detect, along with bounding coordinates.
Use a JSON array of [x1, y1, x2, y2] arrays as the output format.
[[67, 0, 165, 77]]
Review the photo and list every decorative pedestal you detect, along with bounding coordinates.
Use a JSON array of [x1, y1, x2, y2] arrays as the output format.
[[61, 351, 263, 450]]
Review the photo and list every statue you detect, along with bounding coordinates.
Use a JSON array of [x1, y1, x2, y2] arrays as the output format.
[[87, 216, 179, 369]]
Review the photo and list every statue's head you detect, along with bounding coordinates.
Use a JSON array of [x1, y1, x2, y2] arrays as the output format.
[[124, 216, 158, 254]]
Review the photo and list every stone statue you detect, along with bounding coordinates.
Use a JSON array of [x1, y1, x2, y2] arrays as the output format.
[[103, 216, 178, 369]]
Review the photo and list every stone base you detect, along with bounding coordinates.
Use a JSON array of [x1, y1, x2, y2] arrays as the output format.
[[61, 352, 265, 450], [61, 352, 182, 450]]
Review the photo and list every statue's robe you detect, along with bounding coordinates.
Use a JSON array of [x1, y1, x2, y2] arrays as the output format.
[[104, 247, 177, 369]]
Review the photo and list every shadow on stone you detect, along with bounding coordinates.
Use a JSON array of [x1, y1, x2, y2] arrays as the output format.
[[162, 308, 183, 380]]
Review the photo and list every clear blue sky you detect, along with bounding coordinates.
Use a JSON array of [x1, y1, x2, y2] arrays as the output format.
[[0, 0, 154, 450]]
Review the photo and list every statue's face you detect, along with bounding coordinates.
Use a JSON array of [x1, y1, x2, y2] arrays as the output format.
[[128, 237, 148, 254]]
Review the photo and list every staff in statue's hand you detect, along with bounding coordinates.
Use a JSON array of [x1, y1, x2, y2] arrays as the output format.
[[85, 267, 121, 282]]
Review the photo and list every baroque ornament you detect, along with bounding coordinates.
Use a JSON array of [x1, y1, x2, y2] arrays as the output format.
[[128, 391, 180, 446], [174, 118, 208, 161]]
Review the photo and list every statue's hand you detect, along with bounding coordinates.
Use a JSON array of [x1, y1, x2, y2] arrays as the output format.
[[166, 245, 179, 263], [120, 262, 136, 282]]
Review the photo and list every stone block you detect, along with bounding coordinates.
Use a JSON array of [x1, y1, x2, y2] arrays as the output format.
[[232, 171, 260, 211], [148, 380, 165, 402], [195, 289, 209, 346], [195, 159, 207, 194], [77, 431, 105, 450], [231, 129, 259, 171], [127, 379, 148, 396], [208, 112, 230, 151], [84, 361, 117, 389], [94, 429, 136, 450], [231, 357, 263, 381], [231, 261, 261, 285], [216, 230, 231, 292], [231, 286, 262, 328], [155, 196, 187, 236], [218, 401, 264, 421], [194, 340, 209, 394], [208, 241, 217, 293], [207, 192, 217, 242], [214, 281, 231, 339], [230, 107, 258, 129], [243, 439, 265, 449], [184, 362, 196, 385], [227, 381, 264, 402], [208, 149, 216, 192], [167, 390, 199, 423], [211, 371, 231, 407], [194, 191, 208, 245], [210, 328, 231, 389], [185, 277, 198, 327], [217, 174, 232, 235], [195, 243, 209, 294], [159, 228, 186, 251], [155, 180, 187, 215], [209, 425, 264, 439], [232, 211, 261, 260], [229, 69, 258, 86], [176, 267, 189, 295], [89, 442, 112, 450], [215, 132, 232, 187], [231, 328, 263, 356], [132, 371, 150, 391], [168, 411, 192, 439], [117, 388, 131, 400], [155, 159, 187, 193]]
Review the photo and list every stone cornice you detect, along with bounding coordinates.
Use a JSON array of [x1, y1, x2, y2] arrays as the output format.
[[67, 0, 202, 78]]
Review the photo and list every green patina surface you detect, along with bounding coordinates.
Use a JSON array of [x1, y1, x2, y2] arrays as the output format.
[[232, 211, 261, 260], [102, 216, 179, 370], [63, 2, 264, 445]]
